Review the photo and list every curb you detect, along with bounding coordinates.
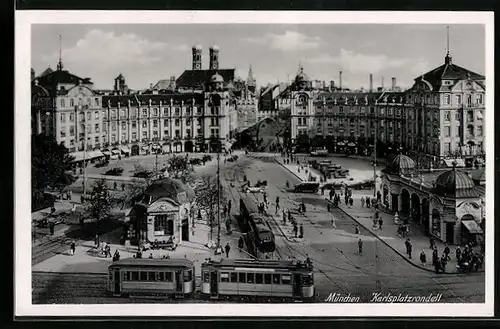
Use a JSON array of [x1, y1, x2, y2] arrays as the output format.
[[32, 270, 107, 276], [330, 199, 465, 275], [274, 158, 305, 183]]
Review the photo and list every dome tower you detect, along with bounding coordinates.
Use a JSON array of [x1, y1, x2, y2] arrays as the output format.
[[192, 45, 203, 70], [209, 45, 220, 70]]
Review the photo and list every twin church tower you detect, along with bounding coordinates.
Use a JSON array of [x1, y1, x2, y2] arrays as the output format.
[[192, 44, 219, 70]]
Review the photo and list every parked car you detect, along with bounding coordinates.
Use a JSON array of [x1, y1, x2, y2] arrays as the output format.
[[310, 149, 328, 156], [189, 158, 203, 166], [202, 155, 213, 162], [95, 160, 109, 168], [133, 171, 153, 179], [104, 167, 124, 176], [293, 182, 320, 193], [226, 155, 238, 162]]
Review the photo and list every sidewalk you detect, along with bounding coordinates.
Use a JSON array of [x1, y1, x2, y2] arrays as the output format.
[[275, 157, 482, 274]]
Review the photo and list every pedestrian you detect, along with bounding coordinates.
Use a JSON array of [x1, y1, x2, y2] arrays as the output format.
[[420, 250, 427, 265], [113, 182, 118, 190], [366, 197, 370, 208], [288, 209, 292, 223], [378, 218, 383, 230], [275, 196, 280, 214], [349, 198, 353, 207], [95, 234, 100, 248], [301, 202, 306, 214], [321, 186, 325, 195], [121, 183, 125, 191], [263, 193, 268, 206], [377, 190, 381, 202], [327, 203, 330, 213], [358, 238, 363, 255], [149, 253, 153, 259], [106, 244, 112, 258], [456, 246, 462, 262], [429, 237, 435, 249], [299, 224, 304, 238], [355, 225, 360, 235], [405, 238, 412, 259], [238, 236, 244, 251], [282, 209, 287, 224], [225, 242, 231, 258], [228, 199, 232, 215], [329, 189, 334, 201], [293, 224, 298, 238], [444, 244, 451, 261], [70, 241, 76, 256], [432, 247, 438, 266], [113, 250, 120, 262], [361, 197, 365, 208]]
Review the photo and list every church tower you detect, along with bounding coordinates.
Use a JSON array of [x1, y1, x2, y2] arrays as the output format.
[[192, 45, 203, 70], [246, 65, 256, 93], [209, 45, 220, 70]]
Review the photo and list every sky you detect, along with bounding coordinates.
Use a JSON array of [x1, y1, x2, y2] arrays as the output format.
[[31, 24, 485, 90]]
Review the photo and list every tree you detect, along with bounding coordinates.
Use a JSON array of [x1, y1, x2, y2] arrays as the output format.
[[85, 179, 112, 231], [31, 134, 75, 191], [194, 174, 226, 241], [167, 155, 195, 184]]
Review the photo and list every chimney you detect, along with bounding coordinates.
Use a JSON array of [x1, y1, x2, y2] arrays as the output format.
[[330, 80, 335, 91], [369, 74, 373, 93], [381, 77, 384, 90], [391, 77, 396, 91], [150, 83, 153, 89], [339, 71, 343, 90]]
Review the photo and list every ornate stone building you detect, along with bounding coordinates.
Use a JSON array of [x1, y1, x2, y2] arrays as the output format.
[[380, 154, 485, 245], [129, 178, 195, 245]]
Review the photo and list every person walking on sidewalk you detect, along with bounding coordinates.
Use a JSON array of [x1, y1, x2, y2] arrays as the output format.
[[432, 246, 439, 266], [456, 246, 462, 262], [429, 237, 435, 249], [228, 200, 232, 216], [420, 250, 427, 265], [293, 223, 298, 238], [275, 196, 280, 214], [361, 197, 365, 208], [329, 189, 334, 201], [378, 218, 383, 230], [113, 250, 120, 262], [405, 238, 413, 259], [70, 241, 76, 256], [355, 225, 360, 235], [105, 243, 112, 258], [225, 242, 231, 258], [299, 224, 304, 238], [238, 236, 244, 251], [443, 244, 451, 261], [358, 239, 363, 255]]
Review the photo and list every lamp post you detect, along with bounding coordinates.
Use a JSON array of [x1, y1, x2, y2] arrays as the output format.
[[373, 104, 378, 198]]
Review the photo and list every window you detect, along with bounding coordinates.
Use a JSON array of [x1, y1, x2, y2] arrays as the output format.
[[111, 134, 116, 142], [132, 121, 137, 129], [164, 272, 173, 282], [60, 128, 66, 138], [203, 271, 210, 282], [95, 98, 100, 106], [175, 119, 180, 126], [140, 272, 147, 281], [301, 274, 313, 285], [132, 132, 137, 140], [183, 270, 192, 281], [154, 215, 174, 235], [111, 110, 116, 120], [95, 124, 100, 133], [163, 130, 169, 136], [142, 121, 147, 128], [87, 112, 91, 120], [121, 122, 126, 130], [70, 99, 74, 107], [230, 272, 237, 283], [477, 126, 483, 136], [148, 272, 156, 281], [69, 113, 74, 122], [445, 142, 451, 153], [444, 126, 451, 137], [444, 94, 451, 105], [131, 271, 139, 281], [264, 274, 272, 284], [87, 125, 92, 134], [281, 274, 291, 285], [246, 273, 255, 284], [60, 113, 66, 123], [153, 108, 158, 116], [444, 111, 450, 121], [102, 110, 107, 120], [69, 126, 75, 136], [142, 109, 148, 117], [220, 272, 229, 282], [272, 274, 281, 284], [153, 120, 158, 128], [120, 109, 125, 118], [112, 122, 117, 131], [238, 272, 246, 283], [255, 273, 263, 284], [467, 94, 472, 106], [477, 94, 483, 104], [103, 124, 107, 132], [60, 99, 65, 107], [456, 95, 462, 105]]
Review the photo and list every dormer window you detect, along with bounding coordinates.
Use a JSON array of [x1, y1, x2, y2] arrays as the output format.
[[444, 94, 451, 105]]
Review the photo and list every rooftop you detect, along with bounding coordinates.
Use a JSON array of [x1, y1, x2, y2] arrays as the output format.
[[176, 69, 235, 90]]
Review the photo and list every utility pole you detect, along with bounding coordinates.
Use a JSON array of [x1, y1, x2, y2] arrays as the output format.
[[373, 103, 378, 198], [155, 153, 158, 179], [216, 146, 221, 249], [81, 105, 87, 200]]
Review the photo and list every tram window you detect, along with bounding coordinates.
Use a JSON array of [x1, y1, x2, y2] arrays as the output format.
[[238, 272, 246, 283], [264, 274, 272, 284], [131, 271, 139, 281], [272, 274, 281, 284], [148, 272, 156, 281], [230, 272, 238, 283], [301, 274, 313, 285], [203, 271, 210, 282], [281, 274, 291, 284], [157, 272, 164, 281], [164, 272, 173, 282], [183, 270, 192, 281], [255, 273, 263, 284], [246, 273, 255, 284], [125, 271, 131, 281], [140, 272, 147, 281], [220, 272, 229, 282], [108, 271, 113, 282]]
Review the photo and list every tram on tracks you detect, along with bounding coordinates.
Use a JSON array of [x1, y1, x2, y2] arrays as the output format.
[[107, 258, 195, 298], [200, 258, 315, 300], [239, 196, 276, 255]]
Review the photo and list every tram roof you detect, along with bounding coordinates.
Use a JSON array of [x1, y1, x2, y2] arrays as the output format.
[[109, 258, 194, 268], [204, 258, 310, 270]]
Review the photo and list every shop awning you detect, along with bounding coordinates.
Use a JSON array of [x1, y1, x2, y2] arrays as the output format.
[[70, 151, 93, 162], [87, 150, 105, 159], [462, 220, 483, 234], [337, 142, 345, 146], [152, 144, 161, 149], [111, 148, 121, 155], [347, 142, 356, 147], [120, 146, 131, 154], [102, 149, 111, 156], [141, 146, 149, 151], [444, 159, 466, 168]]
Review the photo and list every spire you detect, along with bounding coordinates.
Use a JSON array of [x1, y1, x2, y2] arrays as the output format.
[[445, 26, 452, 65], [57, 34, 64, 71], [298, 61, 304, 74], [247, 65, 256, 87]]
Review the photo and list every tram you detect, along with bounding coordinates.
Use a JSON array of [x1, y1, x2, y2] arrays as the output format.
[[107, 258, 195, 298], [200, 258, 315, 300], [239, 197, 276, 254]]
